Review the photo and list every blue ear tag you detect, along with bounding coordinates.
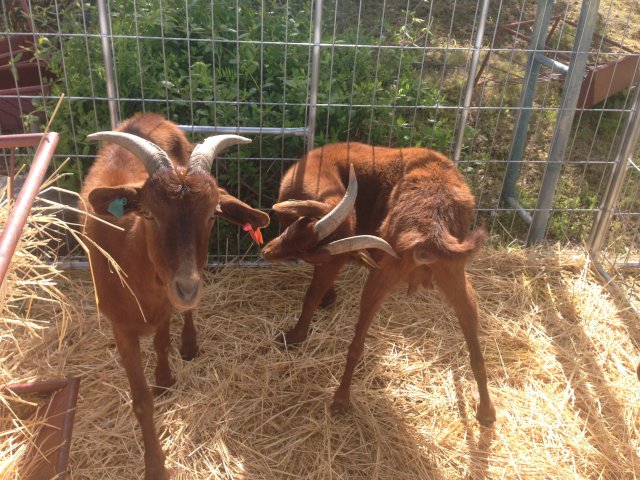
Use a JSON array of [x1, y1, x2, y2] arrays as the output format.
[[107, 197, 128, 218]]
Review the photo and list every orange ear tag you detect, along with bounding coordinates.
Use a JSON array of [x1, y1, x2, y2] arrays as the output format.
[[243, 223, 263, 245]]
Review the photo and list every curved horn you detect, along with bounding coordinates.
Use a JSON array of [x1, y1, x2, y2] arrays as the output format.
[[313, 163, 357, 241], [87, 131, 173, 176], [322, 235, 399, 258], [188, 135, 251, 174]]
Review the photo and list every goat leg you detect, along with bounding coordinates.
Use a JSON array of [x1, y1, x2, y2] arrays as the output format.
[[331, 267, 400, 415], [153, 315, 176, 396], [279, 259, 347, 345], [180, 310, 200, 360], [114, 329, 168, 480], [319, 288, 337, 309], [431, 261, 496, 427]]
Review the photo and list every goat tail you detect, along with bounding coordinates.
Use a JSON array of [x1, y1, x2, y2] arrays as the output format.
[[436, 227, 486, 256], [413, 226, 486, 265]]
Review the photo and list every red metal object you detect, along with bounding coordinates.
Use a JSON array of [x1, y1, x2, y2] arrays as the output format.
[[578, 54, 640, 108], [2, 377, 81, 479], [0, 27, 53, 132], [0, 85, 50, 132], [0, 132, 59, 285], [475, 16, 639, 108]]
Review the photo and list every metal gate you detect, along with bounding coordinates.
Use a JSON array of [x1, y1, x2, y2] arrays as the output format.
[[1, 0, 639, 263]]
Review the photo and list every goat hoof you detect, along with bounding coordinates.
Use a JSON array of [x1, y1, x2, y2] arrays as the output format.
[[320, 289, 337, 309], [144, 466, 169, 480], [152, 378, 175, 397], [276, 330, 307, 346], [180, 344, 200, 361], [144, 454, 169, 480], [330, 393, 350, 415], [476, 402, 497, 427]]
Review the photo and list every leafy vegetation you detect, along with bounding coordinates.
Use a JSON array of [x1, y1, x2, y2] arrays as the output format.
[[7, 0, 639, 249], [17, 0, 454, 254]]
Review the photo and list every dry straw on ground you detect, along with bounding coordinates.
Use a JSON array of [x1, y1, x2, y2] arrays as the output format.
[[2, 224, 639, 479], [0, 177, 77, 478]]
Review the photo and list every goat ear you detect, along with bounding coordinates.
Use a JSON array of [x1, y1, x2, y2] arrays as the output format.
[[88, 186, 142, 217], [216, 189, 270, 229], [272, 200, 332, 218]]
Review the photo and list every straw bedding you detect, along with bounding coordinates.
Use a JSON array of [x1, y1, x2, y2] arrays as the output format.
[[2, 216, 640, 478]]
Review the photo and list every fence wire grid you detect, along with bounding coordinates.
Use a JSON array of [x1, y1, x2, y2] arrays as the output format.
[[1, 0, 640, 303]]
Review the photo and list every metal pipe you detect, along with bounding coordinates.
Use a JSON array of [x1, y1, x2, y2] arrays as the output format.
[[55, 376, 81, 476], [0, 133, 60, 285], [500, 0, 554, 201], [504, 195, 533, 224], [533, 53, 569, 74], [54, 258, 275, 270], [0, 133, 47, 148], [306, 0, 323, 151], [588, 74, 640, 253], [453, 0, 491, 163], [528, 0, 601, 244], [8, 150, 15, 201], [178, 125, 309, 136], [97, 0, 120, 129]]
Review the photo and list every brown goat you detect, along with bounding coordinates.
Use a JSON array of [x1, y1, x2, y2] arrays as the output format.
[[262, 142, 496, 426], [79, 113, 270, 479]]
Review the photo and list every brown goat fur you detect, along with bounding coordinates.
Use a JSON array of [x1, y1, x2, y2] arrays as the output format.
[[80, 113, 269, 479], [262, 142, 496, 426]]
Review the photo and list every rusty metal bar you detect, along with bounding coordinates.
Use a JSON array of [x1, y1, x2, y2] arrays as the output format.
[[3, 376, 81, 479], [0, 132, 60, 285], [545, 16, 563, 46], [8, 150, 15, 201], [563, 17, 636, 54]]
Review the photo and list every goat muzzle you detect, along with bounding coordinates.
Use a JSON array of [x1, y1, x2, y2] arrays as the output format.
[[171, 275, 202, 310]]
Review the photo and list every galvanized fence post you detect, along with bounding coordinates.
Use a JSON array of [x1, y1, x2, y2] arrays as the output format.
[[306, 0, 323, 152], [452, 0, 491, 164], [96, 0, 120, 129], [500, 0, 555, 216], [588, 76, 640, 256], [527, 0, 601, 244]]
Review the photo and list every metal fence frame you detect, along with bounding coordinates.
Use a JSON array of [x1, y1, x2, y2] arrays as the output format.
[[96, 0, 323, 147], [588, 74, 640, 312], [1, 0, 639, 273], [0, 132, 59, 283]]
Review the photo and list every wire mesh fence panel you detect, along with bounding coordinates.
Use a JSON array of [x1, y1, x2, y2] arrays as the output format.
[[595, 161, 640, 312], [0, 0, 639, 263]]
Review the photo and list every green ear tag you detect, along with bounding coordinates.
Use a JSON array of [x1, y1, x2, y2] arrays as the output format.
[[107, 197, 127, 218]]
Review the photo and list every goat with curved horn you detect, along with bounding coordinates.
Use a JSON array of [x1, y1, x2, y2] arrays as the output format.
[[188, 134, 252, 174], [87, 131, 173, 176], [80, 114, 270, 479], [262, 141, 495, 428]]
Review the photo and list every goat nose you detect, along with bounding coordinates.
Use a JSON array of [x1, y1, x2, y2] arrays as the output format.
[[261, 247, 274, 262], [174, 277, 200, 303]]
